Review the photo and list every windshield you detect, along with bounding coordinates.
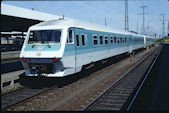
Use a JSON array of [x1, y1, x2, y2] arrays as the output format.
[[28, 30, 61, 44]]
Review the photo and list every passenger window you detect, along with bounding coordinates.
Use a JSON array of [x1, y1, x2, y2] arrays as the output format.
[[125, 37, 127, 43], [114, 37, 116, 43], [117, 37, 120, 43], [110, 37, 113, 44], [104, 36, 108, 44], [81, 34, 85, 46], [122, 37, 125, 43], [100, 36, 103, 44], [93, 35, 98, 45], [120, 37, 122, 43], [76, 35, 79, 46], [67, 30, 73, 43]]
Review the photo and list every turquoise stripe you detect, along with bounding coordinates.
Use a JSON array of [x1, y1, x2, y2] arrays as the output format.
[[63, 45, 127, 57], [24, 44, 61, 51]]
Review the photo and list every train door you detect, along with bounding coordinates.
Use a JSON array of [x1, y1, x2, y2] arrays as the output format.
[[106, 35, 110, 55], [74, 28, 88, 73], [128, 35, 133, 53], [107, 35, 111, 57], [143, 35, 146, 48], [65, 28, 76, 74], [74, 28, 82, 73], [108, 35, 111, 55]]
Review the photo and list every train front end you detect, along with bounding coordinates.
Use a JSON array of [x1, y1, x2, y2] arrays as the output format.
[[20, 25, 68, 77]]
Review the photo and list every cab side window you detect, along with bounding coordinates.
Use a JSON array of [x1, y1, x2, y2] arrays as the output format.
[[67, 30, 73, 43], [76, 35, 80, 46]]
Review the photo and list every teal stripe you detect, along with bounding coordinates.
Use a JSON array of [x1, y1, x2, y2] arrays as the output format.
[[24, 44, 61, 51], [63, 45, 128, 57]]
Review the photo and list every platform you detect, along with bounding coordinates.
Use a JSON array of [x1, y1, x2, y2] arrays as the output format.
[[130, 44, 169, 110]]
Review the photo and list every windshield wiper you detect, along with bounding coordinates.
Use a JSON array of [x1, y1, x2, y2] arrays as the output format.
[[46, 41, 51, 48], [32, 43, 37, 48]]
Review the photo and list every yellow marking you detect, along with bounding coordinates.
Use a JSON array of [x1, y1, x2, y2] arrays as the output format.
[[90, 28, 108, 32]]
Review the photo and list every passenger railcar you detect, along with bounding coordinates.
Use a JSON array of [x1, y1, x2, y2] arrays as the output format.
[[145, 35, 154, 47], [20, 19, 154, 77], [1, 37, 24, 52]]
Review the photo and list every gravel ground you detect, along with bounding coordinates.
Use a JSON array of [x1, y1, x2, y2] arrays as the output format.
[[5, 45, 158, 111]]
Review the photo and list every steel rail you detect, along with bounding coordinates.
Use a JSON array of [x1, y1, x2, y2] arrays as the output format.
[[1, 84, 58, 110], [81, 51, 152, 111], [127, 48, 162, 111]]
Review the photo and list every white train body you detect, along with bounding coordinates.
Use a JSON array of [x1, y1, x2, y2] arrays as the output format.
[[20, 19, 154, 77]]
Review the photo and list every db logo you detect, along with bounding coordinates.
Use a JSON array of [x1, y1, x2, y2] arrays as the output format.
[[36, 53, 41, 56]]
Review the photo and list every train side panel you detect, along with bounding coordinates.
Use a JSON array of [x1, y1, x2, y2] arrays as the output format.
[[63, 28, 140, 76]]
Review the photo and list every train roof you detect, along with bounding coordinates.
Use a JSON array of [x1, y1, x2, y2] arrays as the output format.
[[2, 4, 64, 21], [29, 19, 144, 37], [146, 36, 154, 39]]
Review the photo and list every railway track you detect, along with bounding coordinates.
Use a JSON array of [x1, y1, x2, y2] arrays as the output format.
[[1, 45, 162, 111], [1, 83, 57, 110], [82, 45, 162, 111]]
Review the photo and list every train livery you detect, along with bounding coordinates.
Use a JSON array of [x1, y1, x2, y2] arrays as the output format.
[[20, 19, 154, 77]]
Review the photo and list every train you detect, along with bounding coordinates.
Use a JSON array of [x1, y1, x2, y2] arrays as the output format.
[[20, 19, 154, 77], [1, 37, 24, 52]]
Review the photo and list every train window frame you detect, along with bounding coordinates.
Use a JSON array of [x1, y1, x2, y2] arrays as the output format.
[[104, 35, 108, 45], [28, 29, 63, 45], [81, 34, 85, 47], [110, 36, 113, 44], [75, 34, 80, 47], [85, 34, 88, 44], [117, 37, 120, 44], [99, 35, 103, 45], [67, 30, 74, 44], [120, 37, 122, 43], [93, 34, 98, 46], [114, 37, 117, 43], [122, 37, 125, 43], [125, 37, 127, 43]]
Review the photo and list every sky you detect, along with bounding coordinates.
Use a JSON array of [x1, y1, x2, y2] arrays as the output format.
[[2, 0, 169, 37]]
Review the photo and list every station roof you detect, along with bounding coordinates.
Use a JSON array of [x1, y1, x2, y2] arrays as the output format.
[[1, 4, 63, 32]]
